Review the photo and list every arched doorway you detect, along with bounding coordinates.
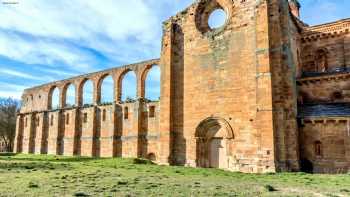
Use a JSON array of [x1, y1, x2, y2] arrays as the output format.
[[195, 117, 234, 169]]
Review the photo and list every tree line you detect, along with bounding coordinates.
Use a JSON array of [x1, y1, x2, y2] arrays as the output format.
[[0, 98, 19, 152]]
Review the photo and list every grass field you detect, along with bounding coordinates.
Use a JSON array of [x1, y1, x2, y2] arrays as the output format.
[[0, 154, 349, 197]]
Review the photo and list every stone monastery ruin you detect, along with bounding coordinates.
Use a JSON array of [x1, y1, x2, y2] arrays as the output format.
[[14, 0, 350, 173]]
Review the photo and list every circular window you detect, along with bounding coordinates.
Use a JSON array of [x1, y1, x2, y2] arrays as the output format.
[[208, 9, 227, 29]]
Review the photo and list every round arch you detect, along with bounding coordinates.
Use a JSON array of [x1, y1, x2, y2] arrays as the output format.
[[314, 48, 329, 72], [140, 64, 160, 100], [97, 73, 115, 104], [48, 86, 60, 110], [117, 69, 137, 102], [195, 117, 234, 169], [62, 82, 76, 107], [195, 117, 234, 139], [78, 78, 94, 106]]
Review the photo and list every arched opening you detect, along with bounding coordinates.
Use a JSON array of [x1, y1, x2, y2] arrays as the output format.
[[144, 65, 160, 101], [120, 71, 137, 102], [82, 79, 94, 106], [49, 87, 60, 110], [208, 8, 227, 29], [100, 75, 114, 103], [65, 84, 76, 107], [195, 117, 234, 169], [315, 49, 328, 72]]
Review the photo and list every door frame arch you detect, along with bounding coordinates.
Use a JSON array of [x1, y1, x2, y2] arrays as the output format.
[[195, 117, 234, 168]]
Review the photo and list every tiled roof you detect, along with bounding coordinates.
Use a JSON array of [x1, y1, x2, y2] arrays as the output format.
[[301, 67, 350, 78], [298, 103, 350, 118]]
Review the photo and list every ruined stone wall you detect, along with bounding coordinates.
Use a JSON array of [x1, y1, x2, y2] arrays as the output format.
[[47, 110, 62, 155], [15, 60, 161, 160], [13, 0, 350, 173], [300, 119, 350, 173], [158, 0, 302, 173]]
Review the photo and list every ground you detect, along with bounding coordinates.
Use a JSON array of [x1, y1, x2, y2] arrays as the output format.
[[0, 154, 349, 197]]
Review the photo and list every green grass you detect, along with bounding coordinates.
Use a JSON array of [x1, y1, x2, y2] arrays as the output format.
[[0, 153, 349, 196]]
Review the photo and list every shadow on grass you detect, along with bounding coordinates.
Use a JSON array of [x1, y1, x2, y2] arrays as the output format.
[[0, 152, 18, 156], [0, 154, 100, 163], [0, 161, 72, 170]]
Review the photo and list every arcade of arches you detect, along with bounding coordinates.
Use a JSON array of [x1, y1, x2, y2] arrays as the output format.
[[14, 0, 350, 173]]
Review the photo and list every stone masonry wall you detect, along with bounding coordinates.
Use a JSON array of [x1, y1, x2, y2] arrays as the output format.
[[13, 0, 350, 173], [300, 119, 350, 173]]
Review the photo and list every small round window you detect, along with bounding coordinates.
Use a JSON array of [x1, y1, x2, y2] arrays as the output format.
[[208, 9, 227, 29]]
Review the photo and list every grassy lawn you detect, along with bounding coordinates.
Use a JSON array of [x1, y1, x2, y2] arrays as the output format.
[[0, 154, 349, 197]]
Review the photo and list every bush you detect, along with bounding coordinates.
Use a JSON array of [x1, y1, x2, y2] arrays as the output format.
[[264, 184, 277, 192], [28, 182, 39, 188], [132, 158, 154, 165]]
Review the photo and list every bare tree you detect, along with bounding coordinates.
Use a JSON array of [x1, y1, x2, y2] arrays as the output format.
[[0, 98, 19, 152]]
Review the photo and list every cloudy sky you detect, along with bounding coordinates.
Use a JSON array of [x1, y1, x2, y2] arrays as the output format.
[[0, 0, 349, 102]]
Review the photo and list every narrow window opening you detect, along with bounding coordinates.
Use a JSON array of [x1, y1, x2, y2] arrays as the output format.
[[315, 141, 322, 156], [149, 106, 156, 118], [83, 113, 88, 123], [102, 109, 106, 121], [66, 113, 70, 125], [36, 117, 40, 127], [25, 117, 27, 128], [50, 115, 54, 126], [124, 107, 129, 120], [315, 49, 328, 72]]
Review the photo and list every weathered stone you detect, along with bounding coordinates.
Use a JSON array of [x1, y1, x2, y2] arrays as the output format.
[[13, 0, 350, 173]]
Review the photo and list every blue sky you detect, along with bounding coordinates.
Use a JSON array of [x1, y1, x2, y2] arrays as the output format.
[[0, 0, 349, 102]]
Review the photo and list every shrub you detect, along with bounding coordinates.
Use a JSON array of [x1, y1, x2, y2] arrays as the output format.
[[28, 182, 39, 188], [264, 184, 277, 192], [132, 158, 154, 165]]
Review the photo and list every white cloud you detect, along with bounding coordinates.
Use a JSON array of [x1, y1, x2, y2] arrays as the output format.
[[0, 90, 23, 99], [0, 68, 37, 80], [0, 0, 170, 68], [0, 82, 28, 99]]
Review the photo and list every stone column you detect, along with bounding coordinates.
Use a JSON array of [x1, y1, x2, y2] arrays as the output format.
[[14, 114, 23, 153], [158, 22, 174, 165], [93, 79, 100, 105], [76, 81, 83, 107], [136, 69, 145, 99], [59, 86, 65, 108]]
